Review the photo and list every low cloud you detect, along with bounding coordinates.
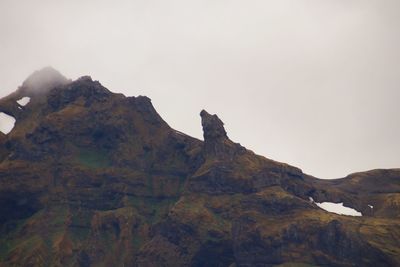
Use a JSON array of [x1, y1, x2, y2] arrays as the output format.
[[21, 67, 69, 94]]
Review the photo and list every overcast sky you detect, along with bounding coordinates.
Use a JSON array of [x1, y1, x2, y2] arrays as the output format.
[[0, 0, 399, 178]]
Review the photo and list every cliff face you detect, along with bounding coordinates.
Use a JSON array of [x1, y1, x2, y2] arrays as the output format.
[[0, 68, 399, 267]]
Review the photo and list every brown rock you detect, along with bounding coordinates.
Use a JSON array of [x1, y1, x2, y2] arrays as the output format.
[[0, 69, 399, 267]]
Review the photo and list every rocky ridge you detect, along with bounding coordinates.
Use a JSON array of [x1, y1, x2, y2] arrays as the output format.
[[0, 68, 399, 267]]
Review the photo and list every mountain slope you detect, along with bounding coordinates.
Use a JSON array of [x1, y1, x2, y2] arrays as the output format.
[[0, 68, 399, 267]]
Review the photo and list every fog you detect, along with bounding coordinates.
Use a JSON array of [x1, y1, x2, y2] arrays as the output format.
[[21, 67, 69, 94], [0, 0, 399, 178]]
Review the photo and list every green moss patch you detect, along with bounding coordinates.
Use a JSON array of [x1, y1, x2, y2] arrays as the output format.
[[77, 147, 111, 169]]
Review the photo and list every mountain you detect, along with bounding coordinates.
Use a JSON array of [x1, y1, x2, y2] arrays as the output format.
[[0, 68, 399, 267]]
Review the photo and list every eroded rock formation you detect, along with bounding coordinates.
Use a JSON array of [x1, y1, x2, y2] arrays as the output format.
[[0, 68, 399, 266]]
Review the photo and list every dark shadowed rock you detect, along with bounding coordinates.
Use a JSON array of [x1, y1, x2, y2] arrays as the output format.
[[200, 109, 246, 160], [200, 109, 227, 141]]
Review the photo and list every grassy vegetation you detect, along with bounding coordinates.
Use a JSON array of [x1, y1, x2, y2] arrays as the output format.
[[69, 225, 90, 243], [132, 234, 144, 250], [147, 175, 154, 195], [178, 176, 187, 193], [77, 147, 111, 169], [0, 211, 43, 260], [0, 238, 13, 260], [127, 196, 178, 224], [274, 263, 319, 267]]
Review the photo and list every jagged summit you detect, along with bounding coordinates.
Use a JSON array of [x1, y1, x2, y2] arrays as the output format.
[[0, 72, 399, 266], [200, 109, 227, 141], [21, 66, 69, 95], [200, 109, 232, 158], [200, 109, 246, 159], [0, 70, 112, 121]]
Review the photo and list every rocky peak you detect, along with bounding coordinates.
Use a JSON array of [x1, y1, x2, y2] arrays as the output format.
[[21, 67, 69, 95], [200, 109, 243, 159], [1, 70, 400, 267], [46, 76, 113, 111], [200, 109, 227, 142]]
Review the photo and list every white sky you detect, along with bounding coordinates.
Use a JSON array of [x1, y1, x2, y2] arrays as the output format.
[[0, 0, 399, 178], [0, 112, 15, 134], [316, 202, 362, 216]]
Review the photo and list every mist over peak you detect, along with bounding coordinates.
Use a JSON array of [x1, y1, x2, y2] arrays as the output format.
[[21, 66, 70, 95]]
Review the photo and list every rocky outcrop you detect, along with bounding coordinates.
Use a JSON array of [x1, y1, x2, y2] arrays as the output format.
[[0, 69, 399, 266], [200, 109, 245, 160], [200, 110, 227, 141]]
